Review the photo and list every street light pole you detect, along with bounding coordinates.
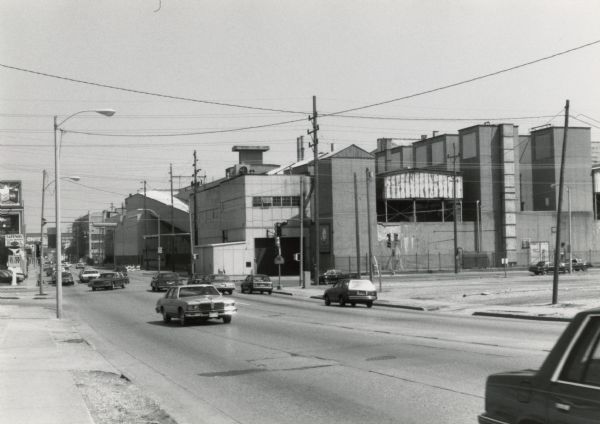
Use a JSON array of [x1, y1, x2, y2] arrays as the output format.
[[568, 186, 572, 274], [38, 169, 47, 295], [54, 109, 114, 319]]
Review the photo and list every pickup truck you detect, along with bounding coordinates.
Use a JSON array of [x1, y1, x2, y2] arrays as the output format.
[[479, 307, 600, 423]]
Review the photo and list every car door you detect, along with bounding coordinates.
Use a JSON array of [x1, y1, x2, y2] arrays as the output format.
[[547, 315, 600, 423], [163, 288, 177, 314]]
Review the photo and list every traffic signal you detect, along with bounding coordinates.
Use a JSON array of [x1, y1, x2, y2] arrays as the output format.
[[386, 233, 392, 248]]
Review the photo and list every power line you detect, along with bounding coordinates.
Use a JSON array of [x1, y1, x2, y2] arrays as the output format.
[[0, 63, 308, 115]]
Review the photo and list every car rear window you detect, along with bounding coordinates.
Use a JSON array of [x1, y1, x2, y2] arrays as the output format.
[[348, 280, 376, 291], [161, 273, 179, 280], [254, 275, 270, 282]]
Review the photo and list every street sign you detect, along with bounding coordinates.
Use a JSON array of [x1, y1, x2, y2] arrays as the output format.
[[274, 255, 285, 265], [157, 247, 163, 254], [4, 234, 24, 247]]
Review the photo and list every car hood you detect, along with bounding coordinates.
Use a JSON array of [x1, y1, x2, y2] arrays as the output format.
[[184, 295, 232, 304]]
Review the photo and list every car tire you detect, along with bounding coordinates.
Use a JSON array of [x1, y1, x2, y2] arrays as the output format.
[[351, 302, 356, 307], [223, 315, 232, 324], [268, 291, 272, 295], [338, 296, 345, 307], [92, 287, 96, 291], [151, 285, 156, 292], [366, 301, 373, 308], [324, 295, 331, 306], [178, 308, 186, 326], [111, 283, 115, 290], [228, 290, 233, 295], [161, 308, 171, 323]]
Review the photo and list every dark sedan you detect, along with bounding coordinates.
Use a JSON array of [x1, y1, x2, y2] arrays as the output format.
[[528, 261, 549, 275], [0, 269, 14, 284], [88, 272, 127, 291], [324, 279, 377, 308], [318, 269, 349, 284], [50, 271, 75, 286], [150, 271, 183, 292], [240, 274, 273, 295]]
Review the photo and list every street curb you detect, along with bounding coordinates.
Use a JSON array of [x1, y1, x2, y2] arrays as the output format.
[[472, 311, 572, 322], [272, 290, 293, 296]]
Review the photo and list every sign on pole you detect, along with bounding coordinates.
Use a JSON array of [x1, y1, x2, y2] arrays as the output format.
[[274, 255, 284, 265]]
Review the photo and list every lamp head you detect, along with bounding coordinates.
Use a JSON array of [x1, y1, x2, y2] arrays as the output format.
[[95, 109, 116, 117]]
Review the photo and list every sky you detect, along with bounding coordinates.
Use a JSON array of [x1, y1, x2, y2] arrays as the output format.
[[1, 0, 600, 233]]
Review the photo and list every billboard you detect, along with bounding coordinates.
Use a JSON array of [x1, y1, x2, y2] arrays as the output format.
[[0, 212, 21, 235], [0, 181, 22, 208], [384, 171, 463, 200]]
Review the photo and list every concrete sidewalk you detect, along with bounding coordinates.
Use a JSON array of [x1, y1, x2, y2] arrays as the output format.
[[0, 270, 118, 424]]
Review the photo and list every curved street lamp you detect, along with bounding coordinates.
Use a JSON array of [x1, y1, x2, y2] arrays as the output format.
[[55, 109, 115, 318]]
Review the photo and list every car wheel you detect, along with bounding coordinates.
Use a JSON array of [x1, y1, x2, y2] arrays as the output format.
[[92, 287, 96, 291], [178, 308, 186, 326], [541, 271, 546, 275], [161, 308, 171, 323], [366, 301, 373, 308], [268, 291, 272, 295], [351, 302, 356, 307], [324, 295, 331, 306], [111, 283, 115, 290], [228, 290, 233, 295], [338, 295, 346, 307], [222, 315, 232, 324]]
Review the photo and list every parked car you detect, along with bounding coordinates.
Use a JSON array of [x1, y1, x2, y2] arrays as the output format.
[[528, 261, 550, 275], [155, 284, 237, 325], [189, 274, 235, 295], [571, 258, 589, 271], [323, 279, 377, 308], [0, 269, 14, 284], [150, 271, 183, 292], [88, 271, 127, 291], [240, 274, 273, 295], [75, 262, 85, 269], [478, 307, 600, 423], [50, 271, 75, 286], [318, 269, 350, 284], [44, 265, 54, 276], [548, 261, 569, 273], [79, 268, 100, 284]]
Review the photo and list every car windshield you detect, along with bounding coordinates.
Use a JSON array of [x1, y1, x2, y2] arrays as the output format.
[[348, 280, 376, 290], [179, 286, 220, 297], [254, 275, 270, 282]]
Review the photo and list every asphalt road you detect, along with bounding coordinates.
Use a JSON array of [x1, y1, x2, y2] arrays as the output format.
[[62, 271, 568, 424]]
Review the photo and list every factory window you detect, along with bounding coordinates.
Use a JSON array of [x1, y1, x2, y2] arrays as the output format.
[[252, 196, 300, 208]]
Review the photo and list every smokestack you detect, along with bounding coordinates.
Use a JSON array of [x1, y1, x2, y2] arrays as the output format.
[[297, 136, 305, 161], [330, 143, 335, 152]]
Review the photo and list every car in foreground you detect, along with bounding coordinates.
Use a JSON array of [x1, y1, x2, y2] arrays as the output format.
[[318, 269, 350, 285], [479, 307, 600, 423], [528, 261, 549, 275], [88, 271, 127, 291], [240, 274, 273, 295], [79, 268, 100, 284], [324, 279, 377, 307], [155, 284, 237, 325], [151, 271, 183, 291], [50, 271, 75, 286], [189, 274, 235, 294]]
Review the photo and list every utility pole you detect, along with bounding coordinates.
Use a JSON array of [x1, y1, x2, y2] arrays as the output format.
[[308, 96, 320, 284], [552, 100, 570, 305], [169, 164, 175, 272], [448, 144, 460, 274], [299, 176, 305, 288], [142, 180, 148, 269], [366, 168, 374, 282], [191, 150, 200, 275], [354, 173, 361, 277]]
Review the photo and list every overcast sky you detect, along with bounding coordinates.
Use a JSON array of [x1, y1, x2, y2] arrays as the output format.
[[2, 0, 600, 232]]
